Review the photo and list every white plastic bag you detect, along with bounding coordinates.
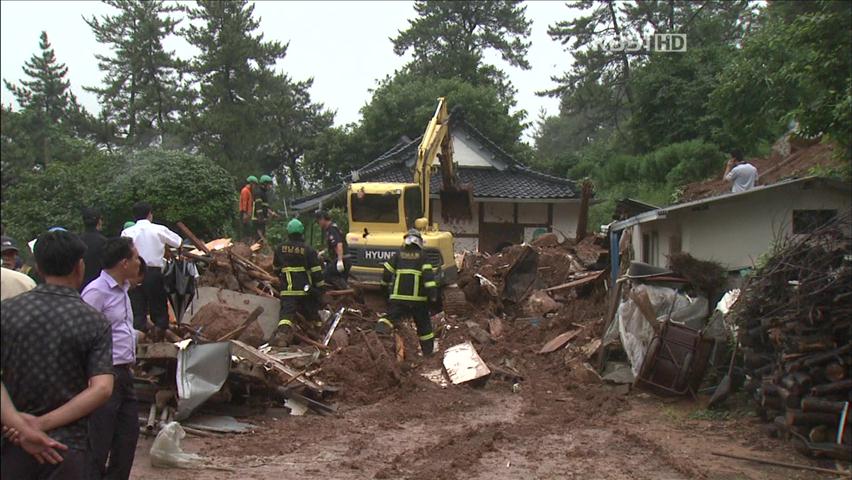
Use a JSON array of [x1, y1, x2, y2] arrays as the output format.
[[150, 421, 206, 469]]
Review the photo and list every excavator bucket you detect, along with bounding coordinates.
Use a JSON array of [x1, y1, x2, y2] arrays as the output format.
[[439, 183, 474, 221]]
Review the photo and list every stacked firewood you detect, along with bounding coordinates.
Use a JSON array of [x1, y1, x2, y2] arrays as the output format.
[[733, 216, 851, 461]]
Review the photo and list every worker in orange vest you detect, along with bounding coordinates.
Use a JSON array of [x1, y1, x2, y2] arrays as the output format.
[[240, 176, 258, 241]]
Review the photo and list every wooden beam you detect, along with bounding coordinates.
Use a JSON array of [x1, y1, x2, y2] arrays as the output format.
[[547, 203, 554, 232], [176, 222, 210, 254]]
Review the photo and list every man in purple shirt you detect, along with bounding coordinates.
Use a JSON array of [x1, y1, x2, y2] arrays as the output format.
[[81, 237, 141, 480]]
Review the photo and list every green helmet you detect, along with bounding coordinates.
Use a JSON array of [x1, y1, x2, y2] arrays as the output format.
[[287, 218, 305, 235], [260, 174, 273, 184], [123, 221, 136, 229], [246, 175, 258, 184]]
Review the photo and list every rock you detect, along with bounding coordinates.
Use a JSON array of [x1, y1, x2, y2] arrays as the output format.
[[465, 321, 493, 345], [330, 329, 349, 349], [488, 318, 504, 339], [532, 232, 559, 248], [525, 290, 561, 316]]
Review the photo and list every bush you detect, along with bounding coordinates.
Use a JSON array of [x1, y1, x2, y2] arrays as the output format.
[[2, 147, 236, 243], [100, 149, 236, 238]]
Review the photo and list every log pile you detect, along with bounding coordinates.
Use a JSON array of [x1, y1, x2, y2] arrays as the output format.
[[732, 216, 851, 460]]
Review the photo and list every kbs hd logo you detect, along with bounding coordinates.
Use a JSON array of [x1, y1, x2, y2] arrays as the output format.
[[603, 33, 687, 53]]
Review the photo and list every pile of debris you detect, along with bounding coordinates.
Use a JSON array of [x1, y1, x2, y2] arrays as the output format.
[[732, 216, 851, 461], [187, 238, 279, 298], [455, 233, 609, 319]]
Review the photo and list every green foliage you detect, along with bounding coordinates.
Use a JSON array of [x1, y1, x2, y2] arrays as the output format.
[[710, 0, 852, 156], [392, 1, 532, 101], [358, 72, 527, 161], [101, 149, 235, 237], [84, 0, 185, 146], [184, 0, 332, 186], [3, 31, 72, 123], [2, 143, 118, 241], [2, 147, 234, 242]]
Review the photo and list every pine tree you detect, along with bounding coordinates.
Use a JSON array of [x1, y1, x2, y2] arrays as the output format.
[[3, 31, 72, 123], [184, 0, 331, 189], [391, 1, 531, 102], [85, 0, 183, 146]]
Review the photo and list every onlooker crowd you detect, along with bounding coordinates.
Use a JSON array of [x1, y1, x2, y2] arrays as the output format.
[[1, 200, 183, 480]]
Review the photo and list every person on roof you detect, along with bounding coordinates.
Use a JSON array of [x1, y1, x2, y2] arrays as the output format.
[[723, 149, 758, 193]]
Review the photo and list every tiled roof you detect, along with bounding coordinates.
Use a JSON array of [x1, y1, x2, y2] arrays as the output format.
[[363, 164, 578, 199], [290, 121, 579, 211]]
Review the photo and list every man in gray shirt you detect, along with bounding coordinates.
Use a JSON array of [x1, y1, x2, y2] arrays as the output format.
[[723, 149, 758, 193]]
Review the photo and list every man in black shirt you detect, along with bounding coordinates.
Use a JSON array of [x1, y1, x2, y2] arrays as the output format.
[[1, 230, 114, 479], [79, 208, 107, 290], [315, 210, 350, 290]]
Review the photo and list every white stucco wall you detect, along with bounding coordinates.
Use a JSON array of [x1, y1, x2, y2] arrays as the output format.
[[452, 133, 508, 169], [518, 203, 548, 224], [551, 202, 581, 241], [482, 202, 515, 223], [633, 182, 850, 270]]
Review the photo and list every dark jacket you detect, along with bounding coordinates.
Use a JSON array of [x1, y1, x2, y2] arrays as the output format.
[[80, 229, 107, 290], [273, 237, 325, 296], [381, 246, 437, 303]]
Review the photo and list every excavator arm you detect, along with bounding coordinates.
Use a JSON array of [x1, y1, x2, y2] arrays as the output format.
[[413, 98, 473, 222]]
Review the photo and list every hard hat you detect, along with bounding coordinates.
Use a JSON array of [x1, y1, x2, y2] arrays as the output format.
[[247, 175, 258, 184], [123, 221, 136, 229], [287, 218, 305, 235], [403, 228, 423, 248], [260, 174, 273, 184]]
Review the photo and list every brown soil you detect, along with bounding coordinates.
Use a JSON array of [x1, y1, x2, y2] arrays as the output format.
[[189, 301, 265, 346], [129, 379, 841, 480], [680, 142, 842, 202]]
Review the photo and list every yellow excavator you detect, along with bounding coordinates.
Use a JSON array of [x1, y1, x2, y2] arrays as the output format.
[[344, 97, 472, 307]]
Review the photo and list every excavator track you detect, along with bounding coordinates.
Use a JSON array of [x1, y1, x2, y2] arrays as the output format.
[[441, 284, 469, 317]]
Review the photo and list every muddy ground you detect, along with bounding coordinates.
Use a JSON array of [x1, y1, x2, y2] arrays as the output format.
[[128, 240, 848, 479], [129, 378, 845, 480]]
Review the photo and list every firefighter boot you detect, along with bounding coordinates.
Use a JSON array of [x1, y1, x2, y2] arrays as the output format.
[[375, 318, 394, 335], [419, 333, 435, 356]]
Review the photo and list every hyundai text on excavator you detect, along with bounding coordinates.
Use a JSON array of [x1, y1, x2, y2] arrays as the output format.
[[344, 97, 473, 311]]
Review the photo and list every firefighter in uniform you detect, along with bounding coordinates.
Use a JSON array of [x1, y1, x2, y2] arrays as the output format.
[[315, 209, 350, 290], [374, 229, 439, 355], [252, 175, 276, 241], [269, 218, 326, 347]]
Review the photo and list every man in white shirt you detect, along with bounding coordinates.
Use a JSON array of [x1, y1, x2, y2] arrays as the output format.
[[723, 150, 758, 193], [120, 201, 181, 336], [1, 267, 36, 301]]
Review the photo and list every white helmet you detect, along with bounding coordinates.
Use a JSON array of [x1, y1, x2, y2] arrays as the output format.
[[403, 228, 423, 248]]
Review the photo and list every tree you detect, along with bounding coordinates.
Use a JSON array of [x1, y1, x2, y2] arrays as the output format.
[[184, 0, 331, 187], [710, 0, 852, 156], [545, 1, 755, 146], [256, 73, 334, 195], [2, 31, 86, 168], [2, 148, 235, 241], [392, 0, 531, 101], [84, 0, 184, 146], [358, 71, 527, 161], [3, 31, 72, 123]]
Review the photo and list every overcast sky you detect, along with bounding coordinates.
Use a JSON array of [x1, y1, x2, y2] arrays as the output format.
[[1, 1, 577, 142]]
